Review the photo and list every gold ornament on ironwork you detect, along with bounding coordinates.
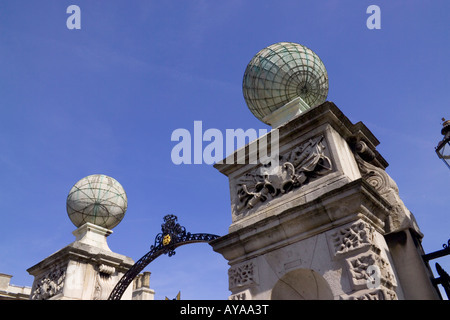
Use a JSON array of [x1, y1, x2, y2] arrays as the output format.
[[163, 234, 171, 246]]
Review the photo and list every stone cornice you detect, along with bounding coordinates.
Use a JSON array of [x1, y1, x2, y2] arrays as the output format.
[[211, 178, 391, 263], [214, 101, 388, 177], [27, 240, 134, 277]]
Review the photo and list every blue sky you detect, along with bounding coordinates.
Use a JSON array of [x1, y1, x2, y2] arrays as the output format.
[[0, 1, 448, 300]]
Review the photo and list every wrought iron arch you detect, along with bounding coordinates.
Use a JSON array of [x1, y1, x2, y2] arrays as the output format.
[[108, 215, 220, 300]]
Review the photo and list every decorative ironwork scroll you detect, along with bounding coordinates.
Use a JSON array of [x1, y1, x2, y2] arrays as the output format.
[[443, 239, 450, 250], [423, 238, 450, 262], [108, 215, 220, 300]]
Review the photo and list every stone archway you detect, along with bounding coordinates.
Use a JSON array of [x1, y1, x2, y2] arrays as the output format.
[[271, 269, 334, 300]]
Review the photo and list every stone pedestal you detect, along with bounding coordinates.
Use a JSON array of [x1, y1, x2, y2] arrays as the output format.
[[27, 223, 134, 300], [211, 101, 440, 300]]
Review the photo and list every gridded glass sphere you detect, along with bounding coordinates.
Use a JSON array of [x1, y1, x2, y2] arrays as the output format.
[[243, 42, 329, 124], [66, 174, 127, 229]]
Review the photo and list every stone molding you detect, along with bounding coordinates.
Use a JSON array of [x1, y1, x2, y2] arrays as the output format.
[[27, 240, 134, 277], [211, 178, 391, 264], [27, 232, 134, 300], [215, 101, 388, 177]]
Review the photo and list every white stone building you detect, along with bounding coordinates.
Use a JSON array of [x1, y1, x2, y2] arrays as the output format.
[[0, 273, 31, 300]]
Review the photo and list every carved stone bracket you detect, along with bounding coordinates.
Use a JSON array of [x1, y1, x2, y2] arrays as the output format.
[[98, 264, 115, 276], [92, 264, 117, 300], [348, 136, 422, 235], [235, 135, 332, 214]]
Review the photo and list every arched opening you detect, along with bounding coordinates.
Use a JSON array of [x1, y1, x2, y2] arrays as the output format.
[[271, 269, 333, 300]]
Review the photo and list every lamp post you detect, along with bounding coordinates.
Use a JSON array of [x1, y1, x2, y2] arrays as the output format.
[[436, 118, 450, 169]]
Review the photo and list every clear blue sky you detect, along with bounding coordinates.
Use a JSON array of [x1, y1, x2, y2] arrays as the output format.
[[0, 1, 448, 300]]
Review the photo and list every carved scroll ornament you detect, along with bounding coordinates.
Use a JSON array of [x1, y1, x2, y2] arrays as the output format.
[[348, 137, 422, 234]]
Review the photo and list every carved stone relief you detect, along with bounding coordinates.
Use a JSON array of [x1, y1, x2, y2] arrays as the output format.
[[234, 135, 332, 214], [31, 264, 66, 300], [228, 261, 258, 291], [328, 220, 398, 300], [344, 288, 397, 300], [330, 220, 378, 257], [346, 252, 396, 290]]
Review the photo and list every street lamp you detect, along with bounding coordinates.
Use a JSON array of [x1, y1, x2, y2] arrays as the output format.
[[436, 118, 450, 169]]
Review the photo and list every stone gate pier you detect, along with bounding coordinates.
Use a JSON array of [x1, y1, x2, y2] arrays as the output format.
[[211, 101, 439, 300]]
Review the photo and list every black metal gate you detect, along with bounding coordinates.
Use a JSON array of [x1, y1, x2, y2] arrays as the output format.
[[423, 239, 450, 300], [108, 215, 220, 300]]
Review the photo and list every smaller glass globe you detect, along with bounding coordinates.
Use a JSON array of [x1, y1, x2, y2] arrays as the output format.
[[66, 174, 128, 230]]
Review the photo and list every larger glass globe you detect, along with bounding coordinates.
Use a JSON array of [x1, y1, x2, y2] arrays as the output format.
[[243, 42, 329, 124]]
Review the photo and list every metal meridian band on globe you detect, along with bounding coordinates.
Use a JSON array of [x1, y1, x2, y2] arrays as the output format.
[[107, 215, 220, 300]]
